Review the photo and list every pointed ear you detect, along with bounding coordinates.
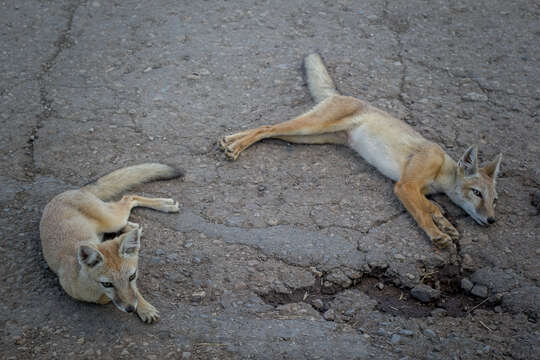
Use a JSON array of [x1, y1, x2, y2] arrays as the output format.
[[119, 228, 141, 257], [457, 145, 478, 176], [482, 153, 502, 179], [78, 245, 104, 268]]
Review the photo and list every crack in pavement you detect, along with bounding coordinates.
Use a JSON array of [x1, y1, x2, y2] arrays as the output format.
[[365, 210, 407, 235], [30, 0, 82, 180], [144, 208, 365, 271]]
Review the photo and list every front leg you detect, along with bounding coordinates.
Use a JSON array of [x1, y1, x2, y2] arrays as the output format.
[[432, 212, 459, 241], [394, 182, 455, 249], [134, 285, 159, 324]]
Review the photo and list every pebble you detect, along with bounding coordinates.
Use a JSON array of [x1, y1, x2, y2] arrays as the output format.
[[390, 334, 403, 345], [166, 253, 178, 261], [411, 284, 441, 303], [423, 254, 445, 268], [323, 309, 335, 321], [394, 253, 406, 260], [121, 349, 130, 356], [191, 291, 206, 302], [423, 328, 437, 339], [399, 329, 414, 336], [462, 92, 488, 102], [182, 352, 192, 359], [405, 273, 415, 280], [430, 308, 447, 317], [312, 299, 324, 310], [234, 281, 248, 290], [461, 278, 474, 292], [376, 282, 384, 290], [471, 284, 488, 298], [326, 269, 352, 288], [185, 73, 200, 80], [461, 254, 475, 270]]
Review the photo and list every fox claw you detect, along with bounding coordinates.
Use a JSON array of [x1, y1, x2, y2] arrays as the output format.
[[219, 136, 230, 149], [137, 303, 159, 324], [225, 149, 240, 160], [432, 233, 452, 249], [160, 198, 179, 213], [432, 214, 460, 241]]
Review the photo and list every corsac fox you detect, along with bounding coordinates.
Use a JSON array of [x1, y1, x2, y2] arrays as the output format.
[[40, 163, 184, 323], [220, 54, 502, 249]]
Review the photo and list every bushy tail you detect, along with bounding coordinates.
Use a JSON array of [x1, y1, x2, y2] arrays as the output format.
[[304, 53, 339, 103], [82, 163, 184, 201]]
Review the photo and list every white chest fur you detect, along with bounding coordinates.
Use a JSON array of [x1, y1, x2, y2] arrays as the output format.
[[348, 125, 403, 181]]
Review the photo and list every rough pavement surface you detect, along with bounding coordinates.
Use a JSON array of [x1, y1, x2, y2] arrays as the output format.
[[1, 0, 539, 359]]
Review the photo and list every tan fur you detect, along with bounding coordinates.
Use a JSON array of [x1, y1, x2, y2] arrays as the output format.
[[220, 54, 502, 249], [40, 163, 183, 323]]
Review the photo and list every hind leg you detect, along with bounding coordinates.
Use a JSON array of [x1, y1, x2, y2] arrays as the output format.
[[93, 195, 179, 234], [220, 95, 363, 160]]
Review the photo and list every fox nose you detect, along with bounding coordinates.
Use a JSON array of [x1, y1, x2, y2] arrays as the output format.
[[125, 305, 135, 313], [487, 217, 496, 224]]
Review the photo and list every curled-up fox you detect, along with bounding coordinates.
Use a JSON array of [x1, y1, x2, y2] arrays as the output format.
[[220, 54, 502, 249], [40, 163, 183, 323]]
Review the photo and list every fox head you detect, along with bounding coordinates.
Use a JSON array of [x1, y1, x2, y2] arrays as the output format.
[[448, 145, 502, 225], [77, 228, 141, 313]]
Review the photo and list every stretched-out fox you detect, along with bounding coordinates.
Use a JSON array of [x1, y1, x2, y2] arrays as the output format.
[[40, 163, 183, 323], [220, 54, 501, 249]]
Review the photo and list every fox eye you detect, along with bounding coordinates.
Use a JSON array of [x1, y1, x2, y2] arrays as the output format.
[[471, 189, 482, 198], [129, 272, 136, 282], [100, 281, 114, 288]]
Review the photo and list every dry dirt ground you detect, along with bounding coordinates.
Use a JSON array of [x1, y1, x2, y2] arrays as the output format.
[[1, 0, 539, 359]]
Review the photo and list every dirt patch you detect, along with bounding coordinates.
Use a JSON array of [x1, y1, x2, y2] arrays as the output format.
[[258, 275, 493, 319]]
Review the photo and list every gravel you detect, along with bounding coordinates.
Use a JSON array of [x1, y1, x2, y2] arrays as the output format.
[[411, 284, 441, 303]]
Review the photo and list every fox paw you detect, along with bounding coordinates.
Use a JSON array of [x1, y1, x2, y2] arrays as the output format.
[[431, 232, 452, 249], [223, 146, 241, 160], [219, 134, 246, 160], [219, 136, 232, 149], [137, 303, 159, 324], [432, 214, 459, 241], [160, 198, 180, 213], [123, 222, 140, 232]]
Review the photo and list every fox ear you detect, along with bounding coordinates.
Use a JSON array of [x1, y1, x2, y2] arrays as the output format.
[[119, 228, 141, 257], [78, 245, 104, 267], [458, 145, 478, 176], [482, 153, 502, 179]]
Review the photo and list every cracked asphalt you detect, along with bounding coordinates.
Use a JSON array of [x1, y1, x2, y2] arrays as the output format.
[[1, 0, 539, 359]]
